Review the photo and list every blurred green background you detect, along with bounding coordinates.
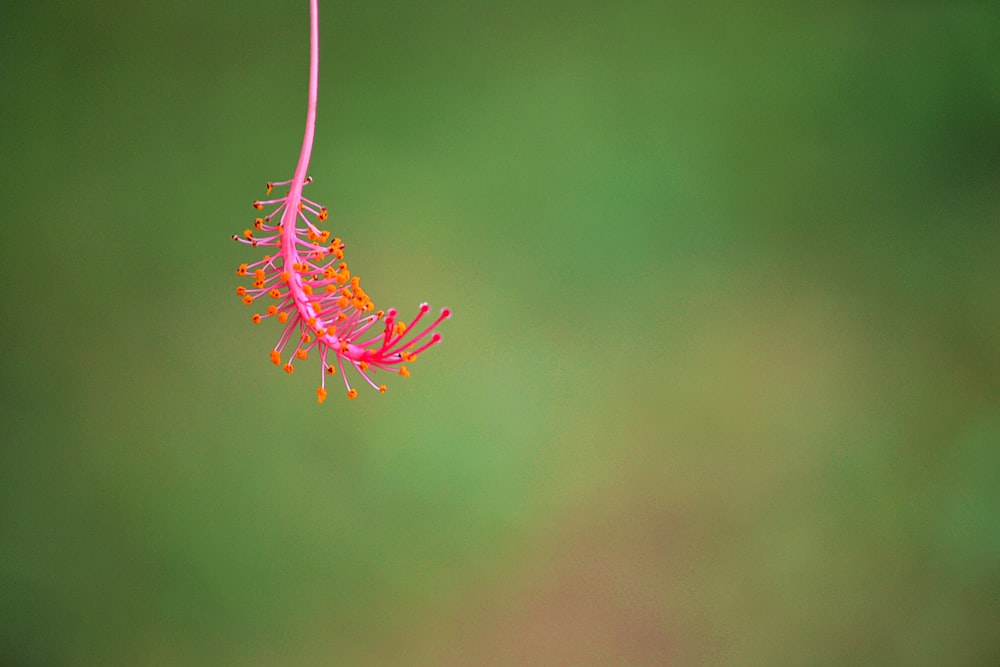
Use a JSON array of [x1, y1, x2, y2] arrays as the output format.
[[2, 1, 999, 664]]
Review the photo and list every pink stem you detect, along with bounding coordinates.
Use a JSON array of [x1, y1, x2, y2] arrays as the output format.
[[280, 0, 321, 335]]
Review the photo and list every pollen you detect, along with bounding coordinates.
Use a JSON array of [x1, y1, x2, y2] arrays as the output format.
[[317, 387, 327, 404], [270, 350, 281, 365], [281, 272, 290, 282], [296, 349, 308, 360], [326, 365, 336, 374], [379, 385, 387, 394], [244, 229, 254, 239], [318, 208, 328, 221], [266, 305, 277, 315], [242, 294, 253, 305], [252, 313, 262, 324], [270, 289, 282, 299], [253, 218, 264, 230], [278, 312, 289, 323], [237, 264, 248, 276], [284, 363, 295, 374], [399, 365, 410, 377], [236, 286, 247, 296], [253, 201, 264, 210], [347, 388, 358, 400]]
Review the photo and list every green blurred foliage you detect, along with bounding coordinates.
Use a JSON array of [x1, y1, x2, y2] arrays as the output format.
[[1, 1, 998, 665]]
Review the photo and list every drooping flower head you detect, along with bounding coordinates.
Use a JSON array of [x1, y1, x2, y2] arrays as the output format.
[[233, 0, 449, 403]]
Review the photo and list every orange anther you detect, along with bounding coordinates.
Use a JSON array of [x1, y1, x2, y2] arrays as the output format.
[[253, 201, 264, 210], [251, 314, 261, 324], [378, 385, 387, 394], [317, 387, 327, 404], [278, 312, 289, 323], [270, 350, 281, 365], [399, 365, 410, 377], [347, 388, 358, 400], [284, 363, 294, 374], [267, 305, 277, 315], [244, 229, 254, 239], [296, 349, 308, 360], [236, 286, 247, 296], [236, 263, 248, 276], [242, 294, 253, 305]]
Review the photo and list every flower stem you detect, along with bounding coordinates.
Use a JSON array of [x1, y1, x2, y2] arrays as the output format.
[[291, 0, 319, 200]]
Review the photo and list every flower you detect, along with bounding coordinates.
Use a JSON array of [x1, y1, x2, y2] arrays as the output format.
[[233, 0, 449, 402]]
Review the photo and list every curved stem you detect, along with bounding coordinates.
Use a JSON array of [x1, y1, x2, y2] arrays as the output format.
[[292, 0, 319, 190], [280, 0, 321, 340]]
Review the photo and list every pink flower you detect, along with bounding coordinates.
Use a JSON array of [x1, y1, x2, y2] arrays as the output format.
[[233, 0, 449, 403]]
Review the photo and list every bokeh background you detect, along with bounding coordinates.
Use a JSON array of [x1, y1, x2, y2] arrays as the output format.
[[2, 1, 999, 665]]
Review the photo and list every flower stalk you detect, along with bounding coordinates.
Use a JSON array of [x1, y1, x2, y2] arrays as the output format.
[[234, 0, 450, 403]]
